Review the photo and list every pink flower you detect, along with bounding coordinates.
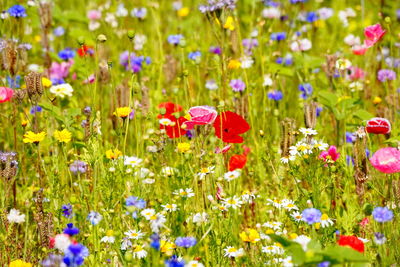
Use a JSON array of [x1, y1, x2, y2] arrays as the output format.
[[0, 87, 14, 103], [87, 10, 101, 20], [215, 144, 232, 154], [50, 60, 74, 81], [349, 66, 365, 80], [370, 147, 400, 174], [352, 44, 367, 55], [319, 146, 340, 163], [364, 23, 385, 48], [183, 106, 217, 130]]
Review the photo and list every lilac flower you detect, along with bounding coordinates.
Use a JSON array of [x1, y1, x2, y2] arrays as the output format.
[[373, 232, 387, 245], [175, 236, 197, 248], [316, 106, 323, 117], [377, 69, 396, 82], [318, 262, 330, 267], [58, 48, 76, 61], [301, 208, 322, 224], [69, 160, 88, 174], [131, 7, 147, 19], [167, 34, 183, 45], [188, 51, 201, 62], [87, 211, 102, 225], [306, 12, 318, 23], [242, 38, 259, 55], [8, 5, 27, 18], [30, 105, 43, 114], [299, 83, 313, 99], [346, 132, 356, 143], [270, 32, 286, 41], [63, 223, 79, 236], [209, 46, 222, 55], [372, 207, 393, 223], [63, 243, 89, 266], [199, 0, 237, 13], [62, 204, 73, 218], [165, 255, 185, 267], [267, 90, 283, 101], [119, 51, 151, 73], [7, 75, 21, 89], [54, 26, 65, 37], [125, 196, 146, 209], [41, 254, 66, 267], [229, 79, 246, 92]]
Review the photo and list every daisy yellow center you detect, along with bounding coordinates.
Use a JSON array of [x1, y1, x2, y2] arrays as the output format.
[[228, 248, 237, 253]]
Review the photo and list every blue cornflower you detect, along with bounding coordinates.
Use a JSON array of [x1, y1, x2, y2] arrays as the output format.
[[188, 51, 201, 62], [63, 223, 80, 236], [7, 75, 21, 89], [30, 105, 43, 114], [306, 12, 318, 23], [229, 79, 246, 92], [125, 196, 146, 209], [374, 232, 387, 245], [58, 48, 75, 61], [165, 255, 185, 267], [54, 26, 65, 37], [63, 243, 89, 267], [318, 261, 330, 267], [69, 160, 88, 174], [346, 132, 356, 143], [209, 46, 222, 55], [87, 211, 102, 225], [316, 106, 323, 117], [8, 5, 27, 18], [290, 0, 307, 3], [263, 0, 280, 7], [175, 236, 197, 248], [299, 83, 313, 99], [51, 78, 65, 85], [301, 208, 322, 224], [131, 7, 147, 19], [61, 204, 73, 218], [267, 90, 283, 101], [270, 32, 286, 41], [346, 155, 354, 166], [167, 34, 183, 45], [150, 233, 160, 250], [372, 207, 393, 223]]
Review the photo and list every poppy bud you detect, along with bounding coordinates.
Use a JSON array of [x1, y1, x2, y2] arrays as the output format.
[[77, 36, 85, 46], [97, 34, 107, 43], [127, 30, 135, 40], [366, 117, 391, 134]]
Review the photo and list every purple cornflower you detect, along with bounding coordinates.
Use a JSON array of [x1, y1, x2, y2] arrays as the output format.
[[301, 208, 322, 224], [346, 132, 356, 143], [119, 51, 151, 73], [175, 236, 197, 248], [167, 34, 183, 45], [63, 243, 89, 266], [62, 204, 73, 218], [372, 207, 393, 223], [209, 46, 222, 55], [267, 90, 283, 101], [229, 79, 246, 92], [299, 83, 313, 99], [317, 262, 330, 267], [58, 48, 76, 61], [54, 26, 65, 37], [8, 5, 27, 18], [125, 196, 146, 209], [270, 32, 286, 41], [242, 38, 259, 55], [41, 254, 65, 267], [290, 0, 307, 3], [165, 255, 185, 267], [87, 211, 102, 225], [63, 223, 80, 236], [373, 232, 387, 245], [316, 106, 323, 117], [69, 160, 88, 174], [131, 7, 147, 19], [377, 69, 396, 82]]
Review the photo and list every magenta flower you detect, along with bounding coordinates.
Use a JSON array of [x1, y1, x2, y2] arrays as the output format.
[[364, 23, 385, 48], [0, 87, 13, 103], [183, 106, 217, 130], [370, 147, 400, 174], [319, 146, 340, 163], [50, 60, 73, 81]]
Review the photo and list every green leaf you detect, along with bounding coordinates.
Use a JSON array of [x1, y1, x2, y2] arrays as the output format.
[[267, 234, 293, 247], [352, 109, 374, 121], [318, 90, 338, 108], [322, 245, 367, 263], [268, 63, 294, 77], [67, 108, 82, 117]]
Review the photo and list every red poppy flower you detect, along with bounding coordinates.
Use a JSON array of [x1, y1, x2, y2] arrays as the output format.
[[213, 111, 250, 143], [159, 114, 188, 138], [337, 235, 365, 253], [157, 102, 183, 118], [366, 117, 391, 134], [77, 45, 94, 57], [229, 154, 247, 171]]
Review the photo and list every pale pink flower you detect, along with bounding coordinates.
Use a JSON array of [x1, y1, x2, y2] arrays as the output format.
[[370, 147, 400, 174], [87, 10, 101, 20], [215, 144, 232, 154], [183, 106, 217, 130], [319, 146, 340, 163], [348, 66, 365, 80], [352, 44, 367, 55], [364, 23, 385, 48], [0, 87, 13, 103]]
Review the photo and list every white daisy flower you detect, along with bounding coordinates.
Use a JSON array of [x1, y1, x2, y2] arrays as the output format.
[[124, 229, 145, 240], [223, 246, 245, 258], [132, 245, 147, 259], [223, 170, 241, 181], [299, 128, 318, 136], [320, 214, 334, 228], [161, 203, 178, 212], [291, 211, 303, 222], [7, 209, 25, 224], [173, 188, 195, 198], [222, 196, 243, 209]]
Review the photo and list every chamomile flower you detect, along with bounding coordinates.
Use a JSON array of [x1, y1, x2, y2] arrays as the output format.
[[294, 235, 311, 251], [223, 170, 241, 181], [192, 212, 209, 224], [124, 229, 145, 240], [291, 211, 303, 222], [282, 199, 299, 211], [311, 140, 329, 151], [267, 198, 283, 209], [161, 203, 178, 212], [280, 156, 296, 164], [124, 156, 143, 168], [262, 243, 284, 255], [149, 213, 166, 233], [263, 221, 282, 231], [132, 244, 147, 259], [197, 166, 215, 179], [161, 166, 176, 177], [140, 208, 156, 220], [222, 196, 243, 209], [121, 238, 133, 250], [101, 230, 115, 243], [241, 190, 256, 203], [320, 214, 334, 228], [299, 128, 318, 136], [224, 246, 245, 258], [173, 188, 195, 198], [185, 260, 204, 267]]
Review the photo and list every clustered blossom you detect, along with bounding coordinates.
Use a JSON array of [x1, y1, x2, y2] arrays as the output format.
[[199, 0, 237, 13]]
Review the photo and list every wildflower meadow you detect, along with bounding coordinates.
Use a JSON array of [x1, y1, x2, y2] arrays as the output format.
[[1, 0, 400, 266]]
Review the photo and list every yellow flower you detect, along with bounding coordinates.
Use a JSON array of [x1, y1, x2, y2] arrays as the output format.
[[54, 129, 72, 143], [239, 229, 260, 243], [106, 149, 122, 159], [106, 230, 114, 236], [373, 96, 382, 104], [177, 142, 191, 153], [160, 240, 176, 255], [338, 95, 351, 102], [177, 7, 189, 17], [23, 131, 46, 144], [228, 59, 241, 69], [224, 16, 235, 31], [114, 107, 131, 118], [289, 233, 298, 239], [34, 35, 41, 42], [20, 113, 28, 127], [315, 222, 321, 230], [9, 259, 32, 267], [42, 77, 52, 87]]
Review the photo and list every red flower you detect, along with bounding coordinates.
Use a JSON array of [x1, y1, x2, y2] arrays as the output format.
[[229, 154, 247, 171], [213, 111, 250, 143], [337, 235, 365, 253], [159, 114, 188, 138], [77, 45, 94, 57], [157, 102, 183, 118], [366, 117, 391, 134]]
